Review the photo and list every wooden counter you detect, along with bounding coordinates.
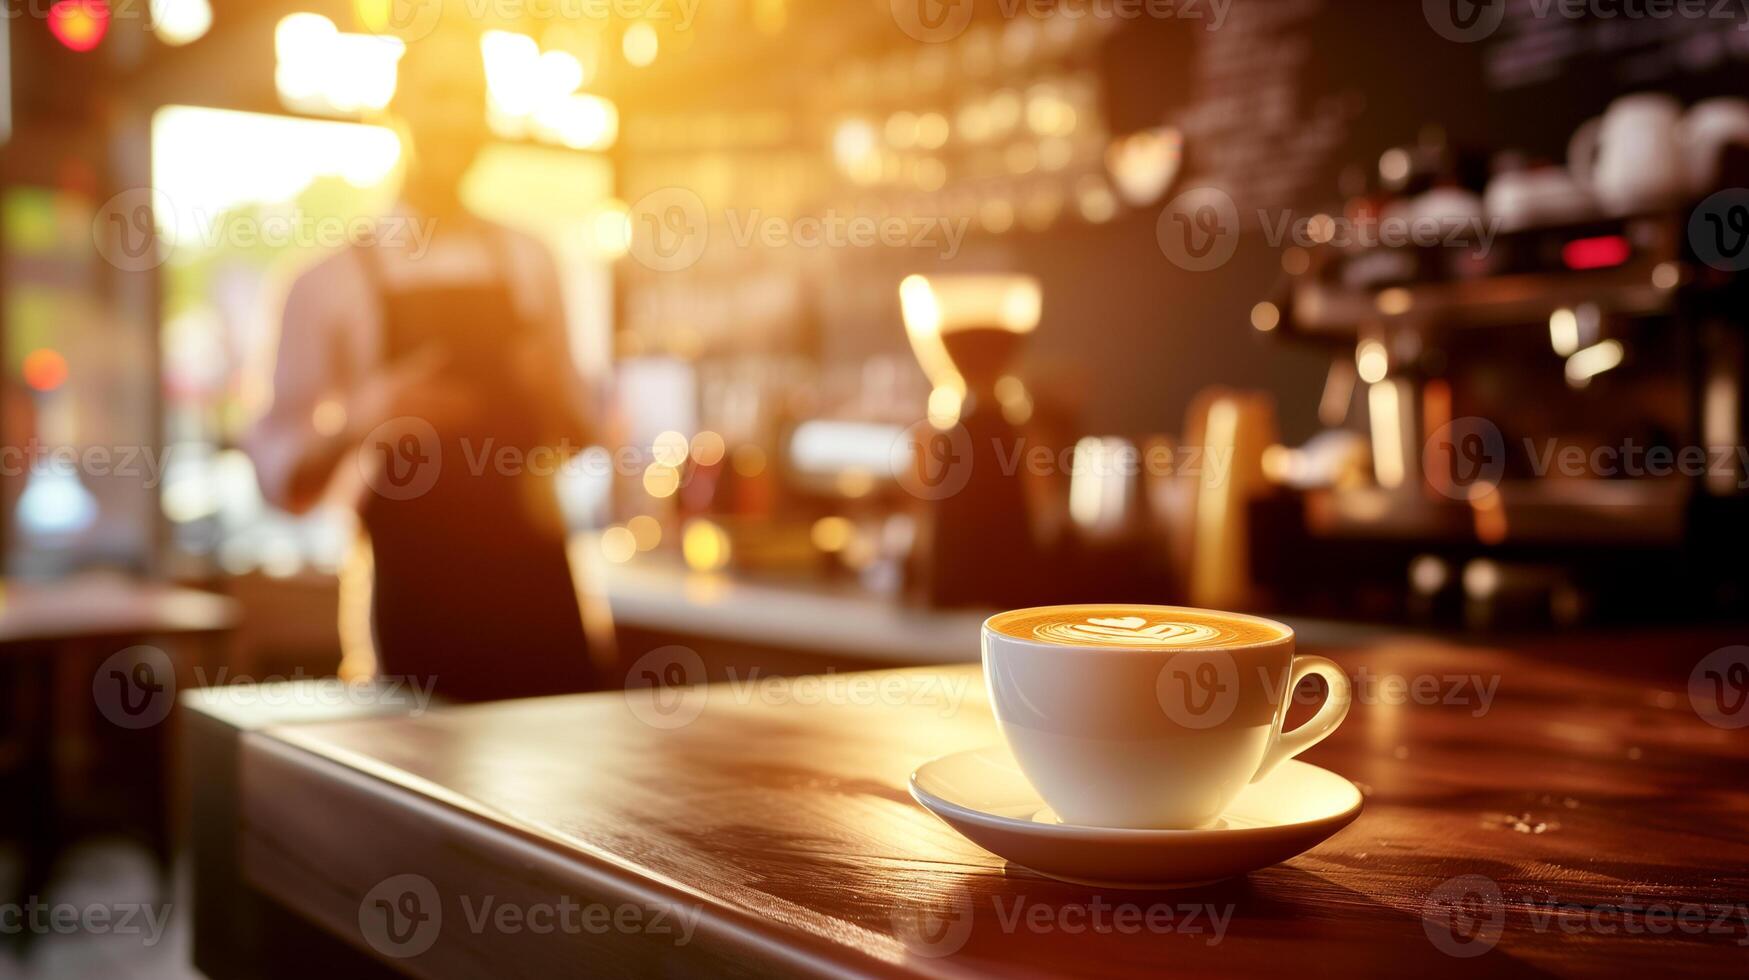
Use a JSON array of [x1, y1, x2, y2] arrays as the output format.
[[591, 560, 1387, 669], [191, 629, 1749, 978], [592, 559, 991, 666]]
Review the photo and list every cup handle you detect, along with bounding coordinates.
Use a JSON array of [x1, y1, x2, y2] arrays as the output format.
[[1568, 116, 1602, 187], [1251, 655, 1352, 783]]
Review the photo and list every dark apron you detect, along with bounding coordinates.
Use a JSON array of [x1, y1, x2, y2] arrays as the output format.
[[356, 237, 594, 703]]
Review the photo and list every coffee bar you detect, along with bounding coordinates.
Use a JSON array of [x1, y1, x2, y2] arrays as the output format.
[[4, 2, 1749, 978]]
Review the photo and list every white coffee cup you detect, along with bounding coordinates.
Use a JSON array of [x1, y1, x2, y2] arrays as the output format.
[[1569, 93, 1688, 216], [1681, 97, 1749, 195], [983, 604, 1351, 830]]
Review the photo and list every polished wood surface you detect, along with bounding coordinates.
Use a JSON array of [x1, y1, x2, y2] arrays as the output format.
[[234, 631, 1749, 978]]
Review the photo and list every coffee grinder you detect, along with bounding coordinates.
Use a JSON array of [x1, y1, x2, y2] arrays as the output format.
[[898, 274, 1042, 607]]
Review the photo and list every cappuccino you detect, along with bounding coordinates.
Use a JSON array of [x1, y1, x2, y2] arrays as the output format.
[[987, 605, 1288, 650], [982, 604, 1348, 829]]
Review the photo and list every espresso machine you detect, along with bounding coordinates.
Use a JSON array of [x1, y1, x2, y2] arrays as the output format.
[[1258, 201, 1749, 628]]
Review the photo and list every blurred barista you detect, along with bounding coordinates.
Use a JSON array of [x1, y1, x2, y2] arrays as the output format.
[[249, 30, 596, 702]]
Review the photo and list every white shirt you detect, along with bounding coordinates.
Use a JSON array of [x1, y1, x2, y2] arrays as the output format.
[[247, 218, 578, 510]]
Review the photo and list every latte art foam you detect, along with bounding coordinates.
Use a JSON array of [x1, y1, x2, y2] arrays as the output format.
[[1031, 617, 1226, 647], [988, 606, 1288, 650]]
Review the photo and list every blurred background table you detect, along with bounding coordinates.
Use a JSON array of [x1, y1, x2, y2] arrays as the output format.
[[189, 627, 1749, 978], [0, 574, 238, 948]]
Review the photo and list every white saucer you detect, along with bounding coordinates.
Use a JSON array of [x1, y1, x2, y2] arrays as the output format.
[[909, 746, 1363, 889]]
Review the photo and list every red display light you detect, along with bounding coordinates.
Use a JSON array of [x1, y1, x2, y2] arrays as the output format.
[[48, 0, 110, 53], [23, 349, 69, 392], [1561, 235, 1632, 271]]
